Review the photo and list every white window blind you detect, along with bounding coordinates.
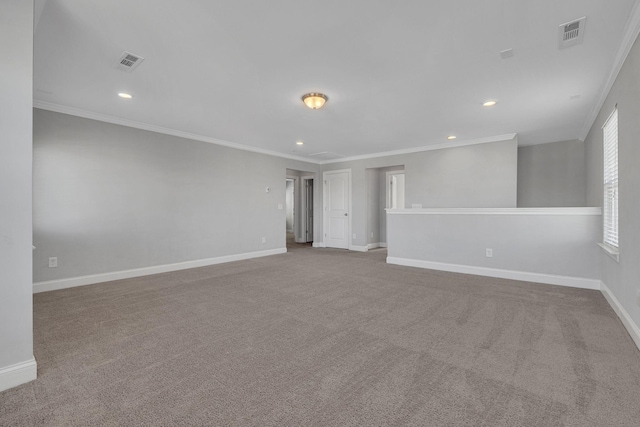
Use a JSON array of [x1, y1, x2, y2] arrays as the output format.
[[603, 108, 618, 248]]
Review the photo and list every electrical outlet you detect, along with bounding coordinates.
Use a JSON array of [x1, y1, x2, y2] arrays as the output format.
[[277, 203, 283, 210], [261, 237, 266, 243], [485, 248, 493, 258], [352, 234, 356, 240], [48, 257, 58, 268], [370, 232, 374, 238]]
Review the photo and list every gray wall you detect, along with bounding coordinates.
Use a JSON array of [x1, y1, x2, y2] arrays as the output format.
[[518, 140, 586, 207], [387, 210, 601, 281], [585, 34, 640, 334], [406, 140, 517, 209], [0, 0, 34, 378], [319, 138, 518, 248], [33, 110, 319, 282]]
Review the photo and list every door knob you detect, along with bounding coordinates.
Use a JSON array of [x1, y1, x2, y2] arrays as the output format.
[[344, 213, 348, 216]]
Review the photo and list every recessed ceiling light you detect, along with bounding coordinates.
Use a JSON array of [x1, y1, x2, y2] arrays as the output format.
[[118, 92, 133, 99], [447, 136, 457, 140], [296, 141, 304, 145], [483, 100, 497, 107], [302, 93, 328, 109]]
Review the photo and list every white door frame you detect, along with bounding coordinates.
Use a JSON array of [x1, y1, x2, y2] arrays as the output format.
[[301, 175, 314, 243], [286, 175, 299, 240], [386, 170, 405, 209], [323, 169, 352, 250]]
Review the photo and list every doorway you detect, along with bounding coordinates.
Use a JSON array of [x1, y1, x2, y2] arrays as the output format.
[[286, 169, 315, 248], [303, 177, 314, 242], [285, 179, 295, 235], [387, 171, 405, 209], [365, 166, 404, 249]]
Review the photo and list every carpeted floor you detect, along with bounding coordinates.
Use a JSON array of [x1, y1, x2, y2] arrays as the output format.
[[2, 246, 640, 426]]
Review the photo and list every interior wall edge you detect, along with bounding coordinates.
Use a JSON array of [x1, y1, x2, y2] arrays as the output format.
[[600, 281, 640, 352]]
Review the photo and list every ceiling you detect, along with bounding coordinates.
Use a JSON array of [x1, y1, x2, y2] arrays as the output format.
[[34, 0, 640, 162]]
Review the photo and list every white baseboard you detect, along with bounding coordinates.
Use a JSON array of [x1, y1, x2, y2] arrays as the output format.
[[386, 257, 602, 290], [379, 242, 388, 248], [367, 243, 381, 250], [0, 358, 37, 392], [33, 248, 287, 293], [312, 242, 368, 252], [600, 282, 640, 351]]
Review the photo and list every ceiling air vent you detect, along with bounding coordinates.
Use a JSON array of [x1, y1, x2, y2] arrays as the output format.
[[114, 51, 145, 73], [558, 17, 586, 49]]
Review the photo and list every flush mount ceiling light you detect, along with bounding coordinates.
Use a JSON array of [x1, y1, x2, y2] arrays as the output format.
[[447, 135, 457, 140], [302, 93, 328, 109], [296, 141, 304, 145], [483, 100, 497, 107], [118, 92, 133, 99]]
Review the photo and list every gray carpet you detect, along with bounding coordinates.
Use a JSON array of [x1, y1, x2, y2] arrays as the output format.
[[2, 246, 640, 426]]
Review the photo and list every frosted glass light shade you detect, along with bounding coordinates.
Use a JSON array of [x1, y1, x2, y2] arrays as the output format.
[[302, 93, 328, 109]]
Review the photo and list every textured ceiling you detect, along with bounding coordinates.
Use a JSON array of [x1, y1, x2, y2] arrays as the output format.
[[34, 0, 640, 161]]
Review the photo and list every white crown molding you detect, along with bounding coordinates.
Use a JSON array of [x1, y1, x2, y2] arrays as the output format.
[[386, 257, 602, 290], [578, 0, 640, 140], [386, 207, 602, 216], [33, 100, 320, 164], [0, 358, 37, 392], [34, 101, 517, 166], [517, 138, 583, 148], [33, 248, 286, 293], [318, 133, 518, 164]]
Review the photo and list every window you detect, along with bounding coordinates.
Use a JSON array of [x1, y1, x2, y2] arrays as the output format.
[[602, 108, 618, 250]]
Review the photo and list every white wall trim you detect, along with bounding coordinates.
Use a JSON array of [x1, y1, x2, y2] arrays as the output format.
[[34, 103, 518, 168], [312, 242, 326, 248], [320, 133, 517, 164], [600, 282, 640, 352], [367, 243, 381, 250], [350, 245, 368, 253], [379, 242, 388, 248], [578, 0, 640, 140], [0, 358, 37, 392], [34, 101, 317, 164], [33, 248, 286, 293], [386, 257, 601, 290], [386, 207, 602, 216]]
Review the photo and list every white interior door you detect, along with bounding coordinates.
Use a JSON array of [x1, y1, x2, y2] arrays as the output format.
[[324, 171, 350, 249]]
